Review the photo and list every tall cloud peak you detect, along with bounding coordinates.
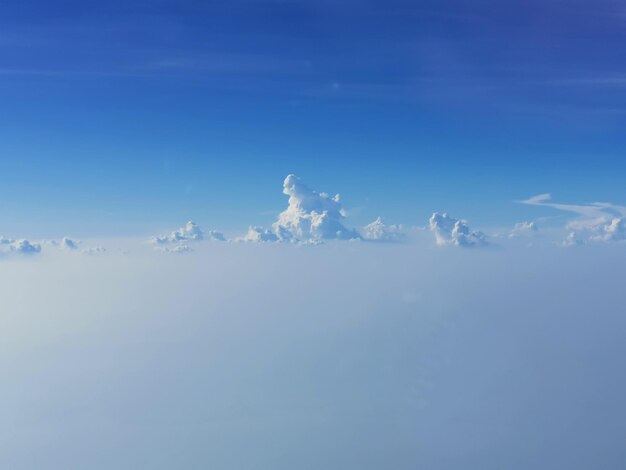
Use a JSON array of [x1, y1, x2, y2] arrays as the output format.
[[429, 212, 487, 247], [272, 174, 359, 242]]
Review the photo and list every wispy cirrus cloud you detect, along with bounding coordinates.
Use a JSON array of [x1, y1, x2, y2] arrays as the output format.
[[521, 194, 626, 243]]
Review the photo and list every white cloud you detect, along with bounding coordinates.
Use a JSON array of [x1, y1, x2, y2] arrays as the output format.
[[44, 237, 110, 255], [206, 230, 226, 242], [0, 239, 42, 255], [237, 175, 359, 244], [521, 193, 553, 205], [272, 174, 359, 242], [60, 237, 80, 250], [428, 212, 487, 247], [0, 236, 14, 245], [82, 246, 107, 255], [155, 244, 193, 253], [238, 226, 279, 243], [562, 232, 584, 247], [151, 221, 204, 244], [522, 194, 626, 243], [361, 217, 404, 241], [150, 221, 221, 251], [508, 221, 539, 238], [590, 217, 626, 242], [2, 242, 625, 469]]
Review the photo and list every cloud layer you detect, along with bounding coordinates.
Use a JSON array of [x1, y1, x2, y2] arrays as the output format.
[[2, 242, 625, 469]]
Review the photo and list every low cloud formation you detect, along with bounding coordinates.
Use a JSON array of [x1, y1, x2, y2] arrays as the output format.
[[44, 237, 109, 255], [361, 217, 404, 242], [508, 221, 539, 238], [562, 232, 583, 247], [206, 230, 226, 242], [238, 226, 279, 243], [82, 246, 107, 255], [522, 194, 626, 244], [590, 217, 626, 242], [0, 237, 42, 255], [239, 175, 359, 244], [273, 174, 359, 242], [152, 221, 204, 244], [155, 244, 193, 253], [428, 212, 487, 247], [3, 242, 625, 469], [58, 237, 80, 250], [150, 221, 225, 251]]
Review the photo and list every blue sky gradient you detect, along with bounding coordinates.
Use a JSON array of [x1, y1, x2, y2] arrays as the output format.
[[1, 0, 625, 237]]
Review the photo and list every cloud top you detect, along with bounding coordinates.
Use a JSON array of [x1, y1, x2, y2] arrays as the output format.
[[273, 174, 359, 242], [0, 238, 42, 255], [361, 217, 404, 242], [152, 221, 204, 244], [428, 212, 487, 247], [239, 175, 359, 243], [509, 221, 539, 238]]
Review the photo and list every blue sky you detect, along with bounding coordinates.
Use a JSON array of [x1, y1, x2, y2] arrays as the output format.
[[1, 0, 625, 237]]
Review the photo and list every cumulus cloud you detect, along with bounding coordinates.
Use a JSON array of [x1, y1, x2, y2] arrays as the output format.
[[562, 232, 584, 247], [206, 230, 226, 242], [0, 238, 42, 255], [149, 221, 224, 251], [44, 237, 109, 255], [151, 221, 204, 244], [590, 217, 626, 242], [428, 212, 487, 247], [156, 244, 193, 253], [60, 237, 80, 250], [361, 217, 404, 241], [238, 175, 359, 244], [272, 174, 359, 242], [238, 226, 279, 243], [522, 194, 626, 244], [82, 246, 107, 255], [508, 221, 539, 238]]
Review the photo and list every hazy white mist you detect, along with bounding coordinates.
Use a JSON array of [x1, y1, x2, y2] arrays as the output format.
[[1, 240, 625, 469]]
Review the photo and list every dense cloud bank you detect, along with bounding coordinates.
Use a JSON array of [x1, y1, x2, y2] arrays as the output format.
[[1, 242, 625, 470]]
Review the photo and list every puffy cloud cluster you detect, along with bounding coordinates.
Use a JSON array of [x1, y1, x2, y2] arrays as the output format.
[[0, 237, 42, 255], [562, 232, 583, 247], [361, 217, 404, 242], [43, 237, 108, 255], [238, 226, 279, 243], [155, 244, 193, 253], [522, 194, 626, 245], [589, 217, 626, 242], [82, 246, 107, 255], [44, 237, 80, 250], [428, 212, 487, 247], [152, 221, 204, 244], [151, 221, 225, 251], [239, 175, 359, 244], [206, 230, 226, 242], [508, 221, 538, 238], [273, 175, 359, 242]]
